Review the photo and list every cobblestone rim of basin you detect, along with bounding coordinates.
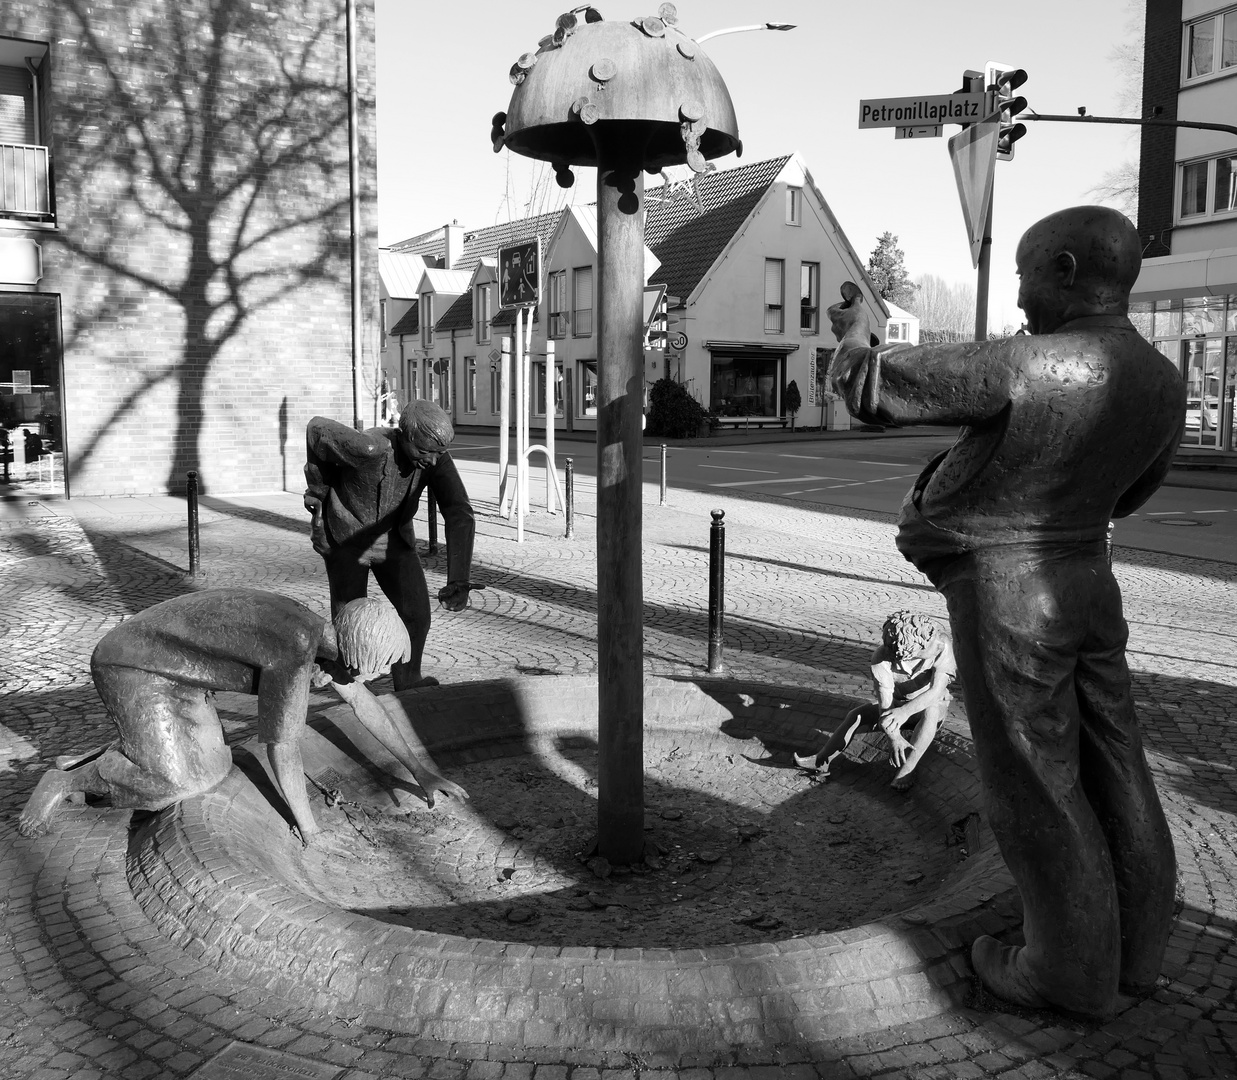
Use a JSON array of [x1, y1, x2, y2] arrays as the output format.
[[128, 675, 1021, 1055]]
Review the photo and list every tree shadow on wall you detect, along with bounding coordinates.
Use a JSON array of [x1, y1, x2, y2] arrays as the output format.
[[51, 0, 363, 493]]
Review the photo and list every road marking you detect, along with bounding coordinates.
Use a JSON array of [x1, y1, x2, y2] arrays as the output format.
[[699, 464, 778, 474], [710, 474, 843, 488], [855, 459, 915, 467]]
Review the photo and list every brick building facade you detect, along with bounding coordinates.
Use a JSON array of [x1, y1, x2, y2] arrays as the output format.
[[0, 0, 377, 497]]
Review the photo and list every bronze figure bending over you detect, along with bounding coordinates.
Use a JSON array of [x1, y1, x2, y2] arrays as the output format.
[[305, 400, 476, 691], [18, 589, 467, 842], [828, 206, 1183, 1019]]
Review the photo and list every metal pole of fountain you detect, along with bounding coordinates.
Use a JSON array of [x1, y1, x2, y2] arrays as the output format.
[[495, 3, 740, 864]]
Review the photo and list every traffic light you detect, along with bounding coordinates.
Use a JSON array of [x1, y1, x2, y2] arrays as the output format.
[[985, 62, 1027, 160]]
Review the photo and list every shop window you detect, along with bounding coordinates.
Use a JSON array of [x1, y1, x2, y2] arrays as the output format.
[[711, 355, 779, 416], [0, 292, 64, 495], [579, 360, 598, 417]]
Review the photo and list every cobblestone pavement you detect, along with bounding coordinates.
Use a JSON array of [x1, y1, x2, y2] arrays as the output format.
[[1, 461, 1236, 1079]]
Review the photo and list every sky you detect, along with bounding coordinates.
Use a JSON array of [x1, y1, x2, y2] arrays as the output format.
[[374, 0, 1142, 333]]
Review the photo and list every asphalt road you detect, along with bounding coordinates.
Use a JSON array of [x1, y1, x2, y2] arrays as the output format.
[[451, 433, 1237, 564]]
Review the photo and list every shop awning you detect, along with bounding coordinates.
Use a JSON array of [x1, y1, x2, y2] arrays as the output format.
[[704, 340, 800, 354], [1131, 246, 1237, 303]]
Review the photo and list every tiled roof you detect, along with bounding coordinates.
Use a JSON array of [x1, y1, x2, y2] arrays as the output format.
[[644, 155, 792, 301], [388, 155, 792, 313], [436, 291, 473, 332], [390, 210, 568, 276], [388, 303, 418, 337]]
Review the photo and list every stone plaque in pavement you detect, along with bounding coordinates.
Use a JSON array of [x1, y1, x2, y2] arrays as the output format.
[[191, 1042, 345, 1080]]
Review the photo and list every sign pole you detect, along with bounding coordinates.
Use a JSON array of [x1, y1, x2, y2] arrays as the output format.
[[498, 339, 511, 515], [545, 340, 557, 513], [515, 306, 525, 543], [975, 189, 994, 341]]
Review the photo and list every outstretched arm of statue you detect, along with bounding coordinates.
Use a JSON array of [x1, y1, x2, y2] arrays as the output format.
[[328, 677, 469, 808], [827, 282, 1013, 427]]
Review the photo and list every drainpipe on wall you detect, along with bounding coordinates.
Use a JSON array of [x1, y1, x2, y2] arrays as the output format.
[[346, 0, 363, 429]]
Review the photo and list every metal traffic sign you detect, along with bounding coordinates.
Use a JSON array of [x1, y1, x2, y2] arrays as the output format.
[[895, 125, 943, 140], [498, 239, 540, 309], [948, 115, 1000, 268], [858, 92, 989, 129]]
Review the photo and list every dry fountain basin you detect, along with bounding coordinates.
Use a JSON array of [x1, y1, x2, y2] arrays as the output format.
[[129, 676, 1019, 1056]]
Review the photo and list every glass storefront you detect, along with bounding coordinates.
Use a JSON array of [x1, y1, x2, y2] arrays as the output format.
[[0, 292, 65, 496], [1130, 295, 1237, 451], [710, 355, 781, 416]]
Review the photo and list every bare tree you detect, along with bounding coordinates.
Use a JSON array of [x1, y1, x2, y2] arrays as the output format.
[[908, 274, 976, 340], [1087, 0, 1144, 219]]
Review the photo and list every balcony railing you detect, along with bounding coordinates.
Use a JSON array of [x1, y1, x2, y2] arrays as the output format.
[[0, 143, 51, 220]]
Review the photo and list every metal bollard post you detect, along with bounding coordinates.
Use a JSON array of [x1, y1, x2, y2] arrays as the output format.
[[564, 457, 575, 539], [707, 508, 725, 674], [186, 471, 201, 577], [427, 489, 439, 555], [659, 443, 667, 506], [1106, 519, 1114, 567]]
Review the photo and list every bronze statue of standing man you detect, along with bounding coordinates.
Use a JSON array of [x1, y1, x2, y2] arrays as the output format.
[[829, 206, 1183, 1019]]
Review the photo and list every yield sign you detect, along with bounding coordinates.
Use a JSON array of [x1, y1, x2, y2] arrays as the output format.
[[948, 116, 999, 268]]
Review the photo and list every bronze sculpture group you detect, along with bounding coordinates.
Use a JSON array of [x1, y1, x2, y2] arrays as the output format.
[[17, 204, 1181, 1025]]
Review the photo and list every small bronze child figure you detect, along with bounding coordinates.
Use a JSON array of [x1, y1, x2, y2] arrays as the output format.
[[795, 611, 955, 790]]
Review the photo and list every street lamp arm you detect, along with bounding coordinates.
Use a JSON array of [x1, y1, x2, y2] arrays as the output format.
[[696, 22, 796, 44]]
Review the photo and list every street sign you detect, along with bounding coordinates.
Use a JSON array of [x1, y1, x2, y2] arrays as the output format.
[[668, 331, 688, 350], [858, 93, 988, 129], [498, 239, 540, 308], [895, 125, 942, 140], [948, 115, 999, 268]]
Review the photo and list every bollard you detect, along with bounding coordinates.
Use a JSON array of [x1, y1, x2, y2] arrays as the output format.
[[707, 508, 725, 674], [1106, 519, 1114, 567], [427, 489, 439, 555], [186, 471, 201, 577], [564, 457, 575, 539], [659, 443, 667, 506]]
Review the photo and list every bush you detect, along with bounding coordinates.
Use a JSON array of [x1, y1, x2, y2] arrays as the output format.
[[646, 377, 708, 438], [784, 380, 802, 418]]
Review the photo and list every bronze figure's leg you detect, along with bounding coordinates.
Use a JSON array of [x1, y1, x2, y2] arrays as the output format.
[[794, 703, 879, 773], [943, 550, 1122, 1018], [324, 545, 372, 619], [372, 537, 434, 690], [1073, 564, 1176, 995]]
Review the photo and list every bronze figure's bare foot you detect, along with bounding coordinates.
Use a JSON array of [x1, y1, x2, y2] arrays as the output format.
[[971, 935, 1049, 1009], [890, 771, 917, 792], [17, 770, 73, 837]]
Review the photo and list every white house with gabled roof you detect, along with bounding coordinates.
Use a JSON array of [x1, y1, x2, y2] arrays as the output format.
[[392, 152, 889, 434]]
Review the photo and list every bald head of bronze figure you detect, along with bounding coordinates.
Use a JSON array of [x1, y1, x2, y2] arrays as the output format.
[[1015, 205, 1142, 334]]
